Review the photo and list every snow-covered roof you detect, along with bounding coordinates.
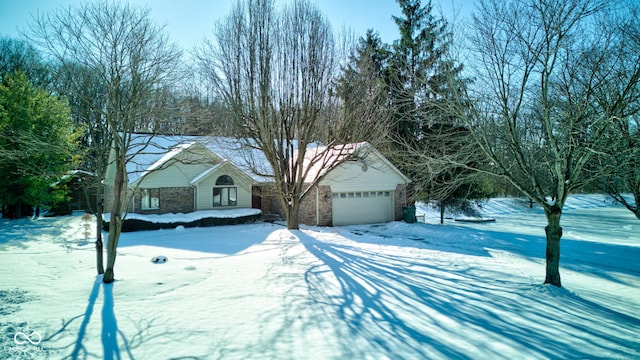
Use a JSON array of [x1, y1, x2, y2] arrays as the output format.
[[134, 142, 196, 183], [125, 135, 192, 184], [122, 134, 407, 186], [190, 162, 225, 185], [124, 134, 270, 184], [298, 141, 410, 184], [297, 142, 366, 182]]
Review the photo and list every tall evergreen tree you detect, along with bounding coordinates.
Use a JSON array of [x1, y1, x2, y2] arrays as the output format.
[[386, 0, 468, 204], [0, 72, 77, 218], [388, 0, 463, 139], [333, 30, 392, 145]]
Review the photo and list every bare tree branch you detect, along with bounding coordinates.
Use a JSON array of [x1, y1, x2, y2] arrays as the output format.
[[458, 0, 620, 287], [196, 0, 377, 229], [29, 1, 182, 282]]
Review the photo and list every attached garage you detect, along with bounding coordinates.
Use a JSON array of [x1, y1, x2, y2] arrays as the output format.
[[268, 141, 410, 227], [332, 191, 393, 226], [314, 142, 410, 226]]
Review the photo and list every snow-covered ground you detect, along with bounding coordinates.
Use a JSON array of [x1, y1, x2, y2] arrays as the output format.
[[1, 195, 639, 359]]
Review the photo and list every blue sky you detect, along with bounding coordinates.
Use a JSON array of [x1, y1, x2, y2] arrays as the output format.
[[0, 0, 471, 49]]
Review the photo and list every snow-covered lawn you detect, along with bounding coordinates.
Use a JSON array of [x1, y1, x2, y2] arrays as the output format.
[[1, 195, 639, 359]]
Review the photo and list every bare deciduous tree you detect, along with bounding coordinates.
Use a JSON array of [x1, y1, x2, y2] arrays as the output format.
[[29, 2, 182, 283], [458, 0, 623, 287], [587, 2, 640, 219], [197, 0, 373, 229], [55, 62, 111, 274]]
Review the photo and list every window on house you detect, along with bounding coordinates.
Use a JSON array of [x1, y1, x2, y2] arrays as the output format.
[[213, 175, 237, 207], [216, 175, 234, 186], [141, 189, 160, 210]]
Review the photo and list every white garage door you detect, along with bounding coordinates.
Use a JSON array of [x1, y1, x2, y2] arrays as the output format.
[[332, 191, 393, 226]]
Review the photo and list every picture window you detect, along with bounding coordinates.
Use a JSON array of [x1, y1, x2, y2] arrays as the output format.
[[213, 175, 237, 207], [141, 189, 160, 210]]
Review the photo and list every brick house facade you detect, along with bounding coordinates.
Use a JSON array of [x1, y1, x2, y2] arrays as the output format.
[[105, 136, 410, 226], [131, 187, 194, 214], [259, 183, 407, 226]]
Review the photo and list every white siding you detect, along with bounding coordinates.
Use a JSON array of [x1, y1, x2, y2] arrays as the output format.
[[193, 164, 253, 210], [320, 150, 408, 226], [320, 155, 405, 192], [137, 162, 210, 188]]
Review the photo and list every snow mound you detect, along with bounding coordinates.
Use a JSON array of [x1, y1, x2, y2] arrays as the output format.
[[103, 209, 262, 232], [104, 208, 262, 223]]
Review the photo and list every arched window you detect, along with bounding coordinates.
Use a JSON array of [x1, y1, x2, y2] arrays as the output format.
[[213, 175, 237, 207], [216, 175, 234, 185]]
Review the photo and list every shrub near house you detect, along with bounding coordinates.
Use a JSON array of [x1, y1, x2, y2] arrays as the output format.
[[102, 209, 262, 232]]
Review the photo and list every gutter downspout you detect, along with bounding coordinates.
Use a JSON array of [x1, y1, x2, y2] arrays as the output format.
[[131, 186, 135, 213], [192, 185, 197, 212]]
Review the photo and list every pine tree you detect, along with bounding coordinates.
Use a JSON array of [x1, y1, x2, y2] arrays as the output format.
[[388, 0, 461, 138], [333, 30, 392, 145], [0, 72, 77, 218], [386, 0, 467, 204]]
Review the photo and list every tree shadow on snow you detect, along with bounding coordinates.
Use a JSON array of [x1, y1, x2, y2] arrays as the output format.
[[68, 276, 101, 358], [101, 282, 133, 360], [45, 276, 140, 359], [296, 230, 640, 359], [345, 221, 640, 285], [457, 225, 640, 285]]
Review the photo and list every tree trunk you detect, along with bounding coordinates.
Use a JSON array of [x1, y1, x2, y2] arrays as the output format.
[[96, 219, 104, 275], [286, 199, 300, 230], [103, 156, 126, 284], [103, 215, 121, 283], [95, 194, 105, 275], [544, 207, 563, 287], [439, 201, 445, 224]]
